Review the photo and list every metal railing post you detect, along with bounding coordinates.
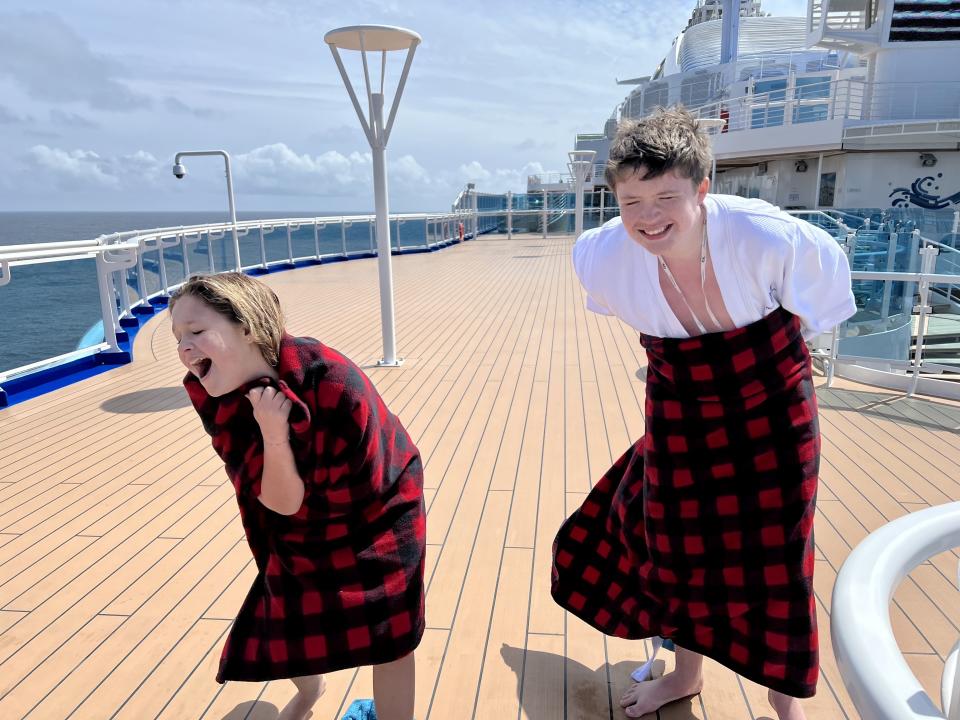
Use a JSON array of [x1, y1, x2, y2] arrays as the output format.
[[471, 185, 479, 239], [542, 190, 548, 239], [258, 225, 267, 269], [95, 246, 138, 353], [156, 239, 169, 294], [135, 238, 149, 306], [179, 232, 190, 278], [507, 191, 513, 240], [910, 244, 939, 396], [207, 232, 216, 273], [880, 231, 897, 320], [96, 254, 121, 352]]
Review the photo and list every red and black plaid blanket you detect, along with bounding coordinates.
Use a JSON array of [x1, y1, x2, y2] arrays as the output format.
[[552, 307, 819, 698], [185, 334, 426, 682]]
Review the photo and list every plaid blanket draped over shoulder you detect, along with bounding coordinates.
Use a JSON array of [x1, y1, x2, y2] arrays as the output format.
[[551, 307, 819, 698], [185, 334, 426, 682]]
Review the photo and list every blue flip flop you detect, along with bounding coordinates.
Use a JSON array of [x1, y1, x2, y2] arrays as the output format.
[[341, 699, 377, 720]]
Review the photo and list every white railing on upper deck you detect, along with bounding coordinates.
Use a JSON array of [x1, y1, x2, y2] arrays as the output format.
[[688, 78, 960, 133], [527, 173, 575, 188], [809, 0, 883, 34], [832, 501, 960, 720], [528, 163, 607, 192]]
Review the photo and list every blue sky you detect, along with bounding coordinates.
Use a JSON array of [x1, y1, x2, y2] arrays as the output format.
[[0, 0, 808, 212]]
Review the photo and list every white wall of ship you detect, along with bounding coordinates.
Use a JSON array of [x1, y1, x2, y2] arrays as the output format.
[[712, 151, 960, 211]]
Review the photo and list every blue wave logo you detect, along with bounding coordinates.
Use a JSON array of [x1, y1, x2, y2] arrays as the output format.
[[889, 173, 960, 209]]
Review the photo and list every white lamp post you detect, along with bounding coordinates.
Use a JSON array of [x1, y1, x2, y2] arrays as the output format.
[[172, 150, 241, 272], [324, 24, 421, 367], [568, 150, 597, 237]]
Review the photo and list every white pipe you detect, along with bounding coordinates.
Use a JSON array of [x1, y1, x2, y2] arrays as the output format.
[[832, 502, 960, 720], [173, 150, 240, 272]]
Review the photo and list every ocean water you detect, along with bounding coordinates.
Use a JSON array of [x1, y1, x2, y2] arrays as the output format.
[[0, 210, 434, 374]]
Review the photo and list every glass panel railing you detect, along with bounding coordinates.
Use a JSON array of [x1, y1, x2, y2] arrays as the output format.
[[754, 79, 788, 100], [289, 224, 317, 259], [795, 76, 832, 99], [316, 221, 344, 256], [848, 231, 920, 274], [261, 226, 287, 265], [237, 230, 260, 269], [583, 209, 606, 231], [793, 103, 830, 124], [836, 277, 917, 364], [928, 244, 960, 380], [750, 105, 785, 128], [0, 258, 103, 373], [345, 220, 374, 254]]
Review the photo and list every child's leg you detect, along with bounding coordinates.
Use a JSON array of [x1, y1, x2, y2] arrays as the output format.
[[373, 652, 416, 720], [277, 674, 325, 720], [620, 645, 704, 718], [768, 688, 807, 720]]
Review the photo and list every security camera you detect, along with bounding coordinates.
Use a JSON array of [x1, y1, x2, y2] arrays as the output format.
[[172, 162, 187, 179]]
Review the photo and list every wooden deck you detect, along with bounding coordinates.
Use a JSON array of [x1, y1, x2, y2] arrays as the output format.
[[1, 232, 959, 720]]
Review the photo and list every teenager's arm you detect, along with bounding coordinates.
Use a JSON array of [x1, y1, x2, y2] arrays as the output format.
[[258, 438, 305, 515], [778, 220, 857, 338], [248, 386, 306, 515]]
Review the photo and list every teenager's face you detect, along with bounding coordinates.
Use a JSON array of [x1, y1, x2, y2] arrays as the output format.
[[171, 294, 271, 397], [614, 168, 709, 257]]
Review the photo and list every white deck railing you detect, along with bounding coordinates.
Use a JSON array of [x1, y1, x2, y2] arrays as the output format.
[[683, 78, 960, 132], [0, 211, 471, 389], [832, 502, 960, 720], [1, 208, 959, 402]]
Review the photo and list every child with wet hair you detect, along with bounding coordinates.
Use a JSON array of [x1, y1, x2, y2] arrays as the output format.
[[551, 107, 856, 720], [170, 272, 424, 720]]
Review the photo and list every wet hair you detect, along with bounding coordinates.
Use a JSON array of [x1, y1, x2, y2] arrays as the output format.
[[605, 105, 713, 190], [170, 272, 284, 367]]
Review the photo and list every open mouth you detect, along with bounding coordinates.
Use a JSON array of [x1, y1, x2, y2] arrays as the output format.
[[638, 223, 672, 241], [191, 357, 213, 379]]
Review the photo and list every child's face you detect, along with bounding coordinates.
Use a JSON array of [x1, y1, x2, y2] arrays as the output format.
[[614, 168, 709, 257], [171, 294, 273, 397]]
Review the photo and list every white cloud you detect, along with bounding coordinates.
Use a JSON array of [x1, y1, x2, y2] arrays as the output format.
[[391, 155, 432, 186], [23, 145, 163, 189], [26, 145, 117, 187], [232, 143, 371, 196], [449, 160, 545, 194], [18, 138, 553, 209]]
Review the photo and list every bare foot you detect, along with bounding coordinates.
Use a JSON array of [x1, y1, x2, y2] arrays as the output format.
[[620, 670, 703, 718], [768, 688, 806, 720], [277, 676, 326, 720]]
